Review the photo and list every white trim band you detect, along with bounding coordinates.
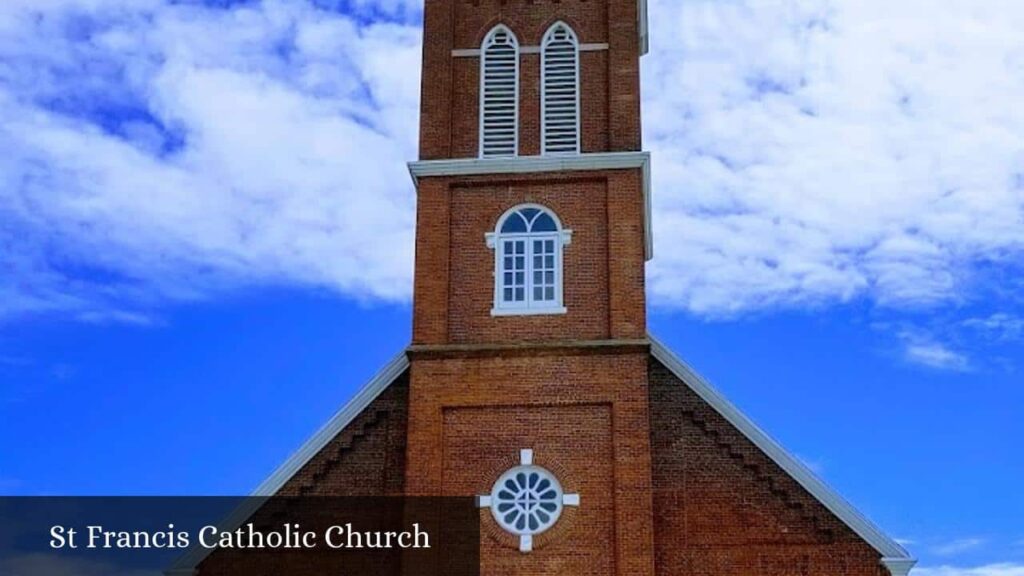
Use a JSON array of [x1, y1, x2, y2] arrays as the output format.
[[638, 0, 649, 55], [882, 558, 918, 576], [491, 306, 567, 317], [408, 152, 653, 260]]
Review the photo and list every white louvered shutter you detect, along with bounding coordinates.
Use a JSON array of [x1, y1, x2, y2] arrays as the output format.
[[542, 24, 580, 155], [480, 27, 519, 158]]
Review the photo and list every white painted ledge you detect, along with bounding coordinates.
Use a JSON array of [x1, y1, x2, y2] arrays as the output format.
[[408, 152, 653, 260], [882, 558, 918, 576], [491, 306, 568, 317]]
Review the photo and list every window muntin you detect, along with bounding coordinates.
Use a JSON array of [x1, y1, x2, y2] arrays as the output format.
[[541, 22, 580, 155], [488, 205, 571, 315], [490, 465, 564, 536], [480, 25, 520, 158], [476, 449, 581, 553], [501, 239, 527, 304]]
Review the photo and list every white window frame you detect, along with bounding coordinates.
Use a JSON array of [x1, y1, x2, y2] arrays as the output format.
[[486, 204, 573, 317], [541, 21, 581, 156], [480, 24, 520, 159]]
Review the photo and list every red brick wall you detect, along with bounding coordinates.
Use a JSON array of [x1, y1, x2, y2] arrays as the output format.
[[648, 359, 887, 576], [197, 355, 890, 575], [197, 374, 410, 575], [404, 346, 656, 576], [448, 176, 611, 344], [413, 0, 647, 341], [411, 169, 646, 346], [419, 0, 639, 160], [273, 372, 409, 497]]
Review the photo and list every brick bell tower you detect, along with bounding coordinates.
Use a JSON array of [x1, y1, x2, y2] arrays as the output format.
[[178, 2, 917, 575], [405, 0, 656, 573]]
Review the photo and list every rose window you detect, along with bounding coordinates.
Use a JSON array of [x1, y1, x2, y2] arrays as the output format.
[[477, 449, 580, 552], [493, 466, 563, 534]]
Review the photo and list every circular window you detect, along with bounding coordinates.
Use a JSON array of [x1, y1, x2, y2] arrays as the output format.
[[489, 465, 564, 536]]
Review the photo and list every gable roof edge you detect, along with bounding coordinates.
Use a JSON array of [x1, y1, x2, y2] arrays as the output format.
[[649, 334, 913, 563], [249, 349, 410, 497], [166, 350, 410, 575]]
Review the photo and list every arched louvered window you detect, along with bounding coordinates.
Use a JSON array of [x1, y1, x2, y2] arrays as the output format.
[[486, 205, 573, 316], [480, 25, 519, 158], [541, 22, 580, 155]]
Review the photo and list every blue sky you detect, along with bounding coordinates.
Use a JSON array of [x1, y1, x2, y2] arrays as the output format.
[[1, 0, 1023, 575]]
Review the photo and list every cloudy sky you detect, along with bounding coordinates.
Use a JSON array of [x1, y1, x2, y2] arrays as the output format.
[[1, 0, 1022, 574]]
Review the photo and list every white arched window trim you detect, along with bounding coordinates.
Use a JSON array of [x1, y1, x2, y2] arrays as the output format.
[[480, 24, 520, 158], [541, 21, 581, 155], [486, 204, 573, 316]]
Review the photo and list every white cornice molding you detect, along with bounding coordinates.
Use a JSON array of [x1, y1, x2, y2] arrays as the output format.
[[638, 0, 649, 56], [408, 151, 648, 179], [408, 152, 653, 260], [882, 558, 918, 576], [649, 334, 915, 564]]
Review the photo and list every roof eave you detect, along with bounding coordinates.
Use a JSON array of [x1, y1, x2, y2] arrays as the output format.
[[166, 350, 410, 574], [649, 334, 915, 566]]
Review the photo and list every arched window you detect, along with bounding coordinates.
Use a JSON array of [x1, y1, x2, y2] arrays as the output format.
[[541, 22, 580, 155], [487, 205, 573, 315], [480, 25, 519, 158]]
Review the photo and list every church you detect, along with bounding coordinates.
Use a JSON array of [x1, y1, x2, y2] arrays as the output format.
[[180, 0, 916, 574]]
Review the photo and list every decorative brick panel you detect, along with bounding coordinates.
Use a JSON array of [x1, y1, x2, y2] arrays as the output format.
[[444, 404, 615, 573], [405, 347, 656, 576], [649, 358, 887, 576]]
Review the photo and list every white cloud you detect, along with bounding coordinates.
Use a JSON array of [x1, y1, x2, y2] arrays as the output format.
[[885, 323, 972, 371], [645, 0, 1024, 315], [0, 0, 421, 321], [930, 538, 988, 557], [880, 312, 1022, 371], [902, 339, 971, 372], [2, 0, 1024, 322], [964, 313, 1024, 342], [915, 564, 1024, 576]]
